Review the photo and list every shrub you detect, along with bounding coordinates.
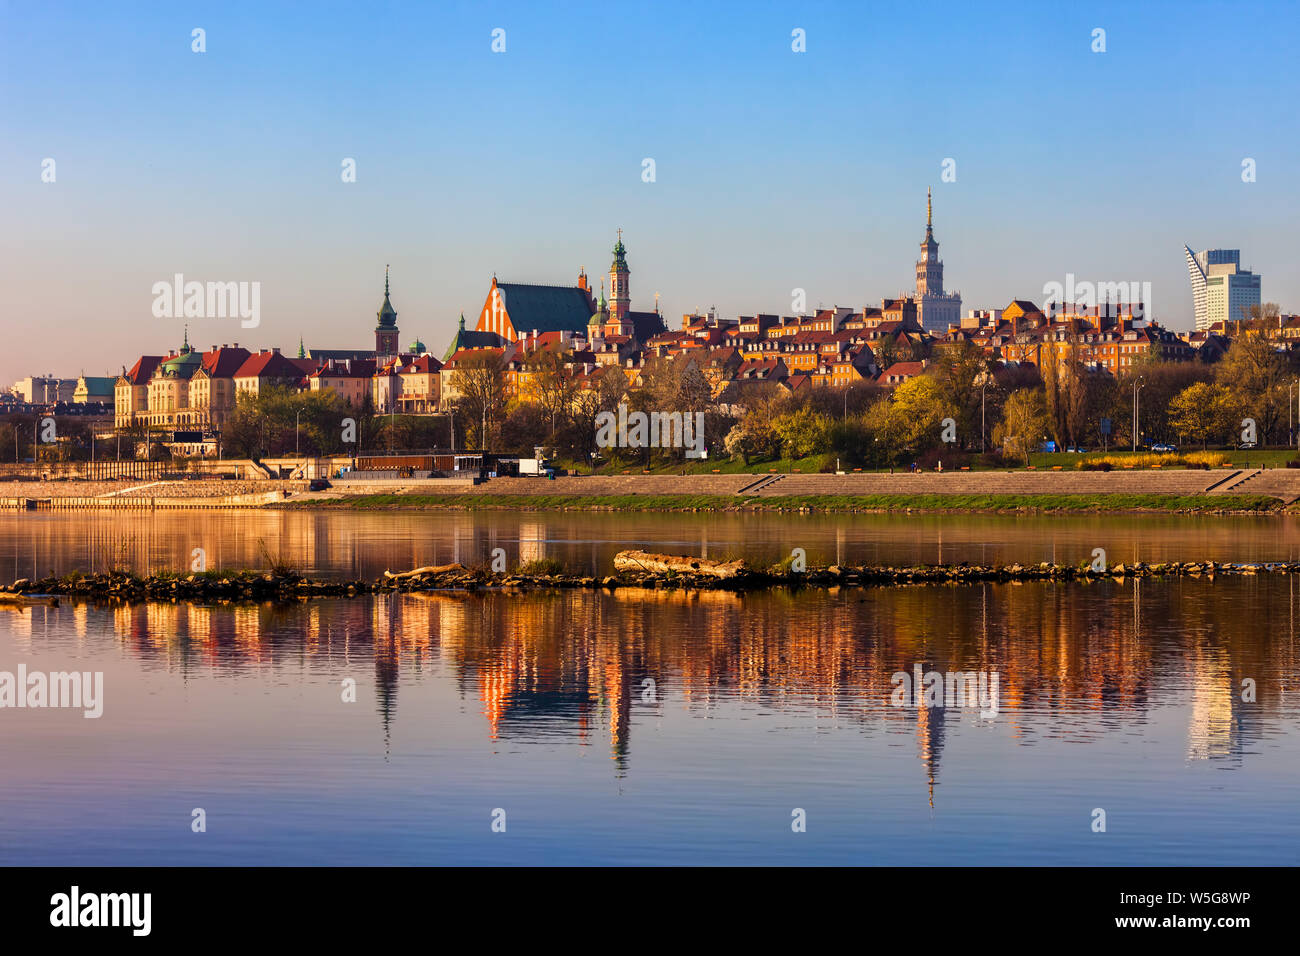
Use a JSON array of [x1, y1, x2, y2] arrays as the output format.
[[515, 558, 565, 576]]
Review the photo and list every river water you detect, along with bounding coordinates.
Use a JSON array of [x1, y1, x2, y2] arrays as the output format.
[[2, 509, 1298, 865]]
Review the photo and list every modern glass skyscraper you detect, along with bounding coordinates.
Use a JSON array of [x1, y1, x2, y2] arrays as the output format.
[[1184, 246, 1261, 330]]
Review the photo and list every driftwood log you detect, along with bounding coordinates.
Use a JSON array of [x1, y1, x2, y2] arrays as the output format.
[[0, 593, 59, 606], [613, 551, 749, 579], [383, 564, 465, 581]]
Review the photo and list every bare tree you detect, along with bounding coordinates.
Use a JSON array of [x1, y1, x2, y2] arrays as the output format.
[[453, 351, 508, 451]]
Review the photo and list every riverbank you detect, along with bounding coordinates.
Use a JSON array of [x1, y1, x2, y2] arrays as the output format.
[[291, 491, 1281, 515], [3, 467, 1298, 514], [6, 552, 1300, 603]]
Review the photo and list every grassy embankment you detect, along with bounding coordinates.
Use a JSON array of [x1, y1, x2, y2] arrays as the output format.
[[551, 448, 1298, 476], [295, 492, 1280, 515]]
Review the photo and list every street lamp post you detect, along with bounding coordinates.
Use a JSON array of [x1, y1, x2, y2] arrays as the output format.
[[1290, 382, 1295, 450], [1132, 377, 1146, 452], [1293, 379, 1299, 451]]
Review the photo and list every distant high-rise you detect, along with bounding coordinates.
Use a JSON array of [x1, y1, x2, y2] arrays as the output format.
[[915, 189, 961, 333], [1184, 246, 1261, 331]]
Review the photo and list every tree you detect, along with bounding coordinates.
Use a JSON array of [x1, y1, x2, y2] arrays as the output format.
[[862, 375, 951, 466], [993, 389, 1049, 465], [452, 351, 508, 451], [500, 402, 548, 456], [773, 405, 833, 459], [219, 386, 349, 458], [1215, 331, 1287, 444], [1042, 350, 1065, 449], [525, 348, 577, 443], [1168, 382, 1236, 448], [930, 339, 991, 449], [889, 375, 950, 450], [1112, 357, 1212, 446], [0, 414, 36, 462], [722, 384, 783, 464], [571, 366, 628, 464]]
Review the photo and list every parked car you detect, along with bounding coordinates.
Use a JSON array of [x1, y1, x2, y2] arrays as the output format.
[[1066, 446, 1088, 454], [1238, 441, 1258, 450], [1151, 443, 1178, 453]]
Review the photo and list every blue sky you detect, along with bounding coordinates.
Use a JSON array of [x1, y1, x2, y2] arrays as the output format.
[[2, 0, 1297, 382]]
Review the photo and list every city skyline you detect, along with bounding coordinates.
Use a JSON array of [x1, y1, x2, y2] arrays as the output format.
[[3, 0, 1298, 384]]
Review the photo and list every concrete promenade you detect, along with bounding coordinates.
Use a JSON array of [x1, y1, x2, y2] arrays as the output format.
[[2, 467, 1300, 509]]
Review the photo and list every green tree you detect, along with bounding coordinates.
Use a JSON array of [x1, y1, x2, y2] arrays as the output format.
[[1215, 331, 1287, 443], [930, 340, 990, 449], [1168, 382, 1236, 448], [773, 406, 833, 459], [993, 389, 1050, 465]]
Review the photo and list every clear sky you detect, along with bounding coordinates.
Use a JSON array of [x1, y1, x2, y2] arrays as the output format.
[[2, 0, 1297, 383]]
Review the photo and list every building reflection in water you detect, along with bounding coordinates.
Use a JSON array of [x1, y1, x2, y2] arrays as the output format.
[[27, 574, 1300, 802]]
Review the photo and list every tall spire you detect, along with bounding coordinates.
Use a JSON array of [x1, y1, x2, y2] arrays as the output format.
[[376, 265, 398, 331], [920, 189, 938, 256]]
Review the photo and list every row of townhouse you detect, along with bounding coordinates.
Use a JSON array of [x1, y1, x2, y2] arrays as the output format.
[[434, 302, 942, 403], [943, 299, 1300, 374], [943, 300, 1194, 374], [635, 303, 938, 393], [444, 290, 1300, 411]]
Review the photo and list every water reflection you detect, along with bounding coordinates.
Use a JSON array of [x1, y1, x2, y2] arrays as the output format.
[[7, 509, 1300, 583], [9, 577, 1297, 798]]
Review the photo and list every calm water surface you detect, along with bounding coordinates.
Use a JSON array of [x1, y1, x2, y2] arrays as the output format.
[[2, 511, 1298, 865]]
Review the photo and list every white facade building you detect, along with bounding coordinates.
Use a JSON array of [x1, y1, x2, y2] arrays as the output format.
[[1185, 246, 1261, 330]]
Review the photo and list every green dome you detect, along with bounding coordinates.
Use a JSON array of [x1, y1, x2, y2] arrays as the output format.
[[159, 348, 201, 377], [408, 337, 426, 353], [610, 231, 629, 273]]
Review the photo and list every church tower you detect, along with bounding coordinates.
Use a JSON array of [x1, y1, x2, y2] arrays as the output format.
[[588, 281, 609, 341], [608, 230, 630, 324], [375, 265, 400, 357]]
